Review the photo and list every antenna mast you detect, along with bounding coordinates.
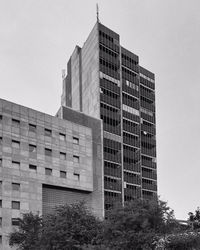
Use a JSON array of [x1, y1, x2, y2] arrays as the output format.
[[96, 3, 99, 22]]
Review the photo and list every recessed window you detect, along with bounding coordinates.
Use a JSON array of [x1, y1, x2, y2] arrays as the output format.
[[12, 119, 20, 127], [45, 148, 52, 157], [0, 115, 2, 120], [73, 137, 79, 145], [44, 128, 52, 137], [0, 159, 2, 167], [0, 181, 2, 191], [60, 171, 66, 178], [60, 152, 66, 160], [29, 164, 37, 171], [12, 161, 20, 168], [12, 140, 20, 149], [0, 217, 2, 227], [12, 201, 20, 210], [12, 183, 20, 191], [74, 173, 80, 180], [0, 235, 2, 244], [73, 155, 79, 163], [59, 133, 66, 141], [29, 124, 36, 133], [12, 218, 19, 226], [29, 144, 36, 153], [0, 137, 2, 145], [0, 200, 2, 208], [45, 168, 52, 176]]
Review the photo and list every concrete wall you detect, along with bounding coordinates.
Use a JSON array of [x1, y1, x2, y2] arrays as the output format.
[[0, 98, 103, 250]]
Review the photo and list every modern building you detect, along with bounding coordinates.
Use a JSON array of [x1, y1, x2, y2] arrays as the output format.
[[62, 21, 157, 211], [0, 99, 104, 250]]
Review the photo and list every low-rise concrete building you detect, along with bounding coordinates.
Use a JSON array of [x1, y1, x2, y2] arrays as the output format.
[[0, 99, 104, 250]]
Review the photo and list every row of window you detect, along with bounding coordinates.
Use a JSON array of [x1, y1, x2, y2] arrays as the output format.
[[100, 71, 120, 86], [99, 44, 118, 58], [122, 53, 138, 65], [100, 58, 119, 72], [125, 80, 139, 91], [140, 73, 155, 83], [140, 107, 154, 117], [123, 104, 140, 116], [0, 116, 80, 144]]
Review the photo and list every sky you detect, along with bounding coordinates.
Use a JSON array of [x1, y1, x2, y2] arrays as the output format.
[[0, 0, 200, 219]]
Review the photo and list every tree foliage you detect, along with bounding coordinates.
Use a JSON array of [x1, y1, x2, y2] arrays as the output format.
[[9, 212, 42, 250]]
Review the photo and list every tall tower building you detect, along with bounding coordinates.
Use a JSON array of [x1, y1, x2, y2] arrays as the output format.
[[62, 21, 157, 211]]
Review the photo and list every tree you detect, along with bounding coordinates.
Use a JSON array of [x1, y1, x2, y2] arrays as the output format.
[[9, 212, 42, 250], [188, 207, 200, 230], [100, 198, 177, 250], [39, 202, 102, 250]]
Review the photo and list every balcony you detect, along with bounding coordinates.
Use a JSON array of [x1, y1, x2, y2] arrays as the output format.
[[141, 147, 156, 157], [104, 177, 121, 192], [142, 181, 157, 191], [122, 83, 139, 98], [123, 136, 140, 148], [103, 123, 121, 136], [100, 79, 120, 95], [141, 112, 155, 124], [100, 93, 120, 109], [140, 76, 155, 90], [140, 100, 155, 112], [124, 188, 140, 199], [140, 87, 155, 101], [141, 135, 156, 147], [141, 124, 156, 135], [141, 158, 156, 169], [142, 191, 157, 200], [124, 172, 141, 185], [104, 152, 121, 163], [123, 123, 140, 135], [123, 110, 140, 123], [123, 162, 141, 173], [142, 168, 157, 180], [100, 106, 121, 121]]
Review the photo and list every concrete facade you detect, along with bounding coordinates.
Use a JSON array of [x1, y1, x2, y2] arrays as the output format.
[[0, 99, 103, 250]]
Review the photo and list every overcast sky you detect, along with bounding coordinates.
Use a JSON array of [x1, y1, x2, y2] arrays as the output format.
[[0, 0, 200, 219]]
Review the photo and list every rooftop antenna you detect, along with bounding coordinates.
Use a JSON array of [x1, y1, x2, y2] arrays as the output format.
[[96, 3, 99, 22]]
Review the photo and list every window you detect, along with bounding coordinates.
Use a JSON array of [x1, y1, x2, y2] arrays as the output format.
[[12, 183, 20, 191], [0, 217, 2, 227], [0, 200, 2, 208], [60, 152, 66, 160], [12, 201, 20, 210], [45, 168, 52, 176], [73, 137, 79, 145], [0, 235, 2, 244], [74, 173, 80, 180], [29, 144, 36, 153], [29, 124, 36, 133], [45, 148, 52, 157], [44, 128, 52, 137], [12, 218, 19, 226], [29, 164, 37, 171], [0, 137, 2, 145], [60, 171, 66, 178], [12, 161, 20, 168], [73, 155, 79, 163], [59, 133, 65, 141], [0, 115, 2, 120], [12, 140, 20, 149], [0, 159, 2, 167], [0, 181, 2, 191], [12, 119, 20, 127]]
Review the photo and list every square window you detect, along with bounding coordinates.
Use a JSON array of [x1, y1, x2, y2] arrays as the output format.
[[45, 148, 52, 157], [12, 119, 20, 127], [12, 183, 20, 191], [59, 133, 66, 141], [12, 201, 20, 210], [45, 128, 52, 137], [60, 152, 66, 160], [29, 124, 36, 133], [0, 200, 2, 208], [12, 161, 20, 168], [73, 137, 79, 145], [45, 168, 52, 176], [29, 164, 37, 171], [29, 144, 36, 153], [73, 155, 79, 163], [60, 171, 66, 178], [12, 140, 20, 149], [73, 173, 80, 180], [12, 218, 19, 226]]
